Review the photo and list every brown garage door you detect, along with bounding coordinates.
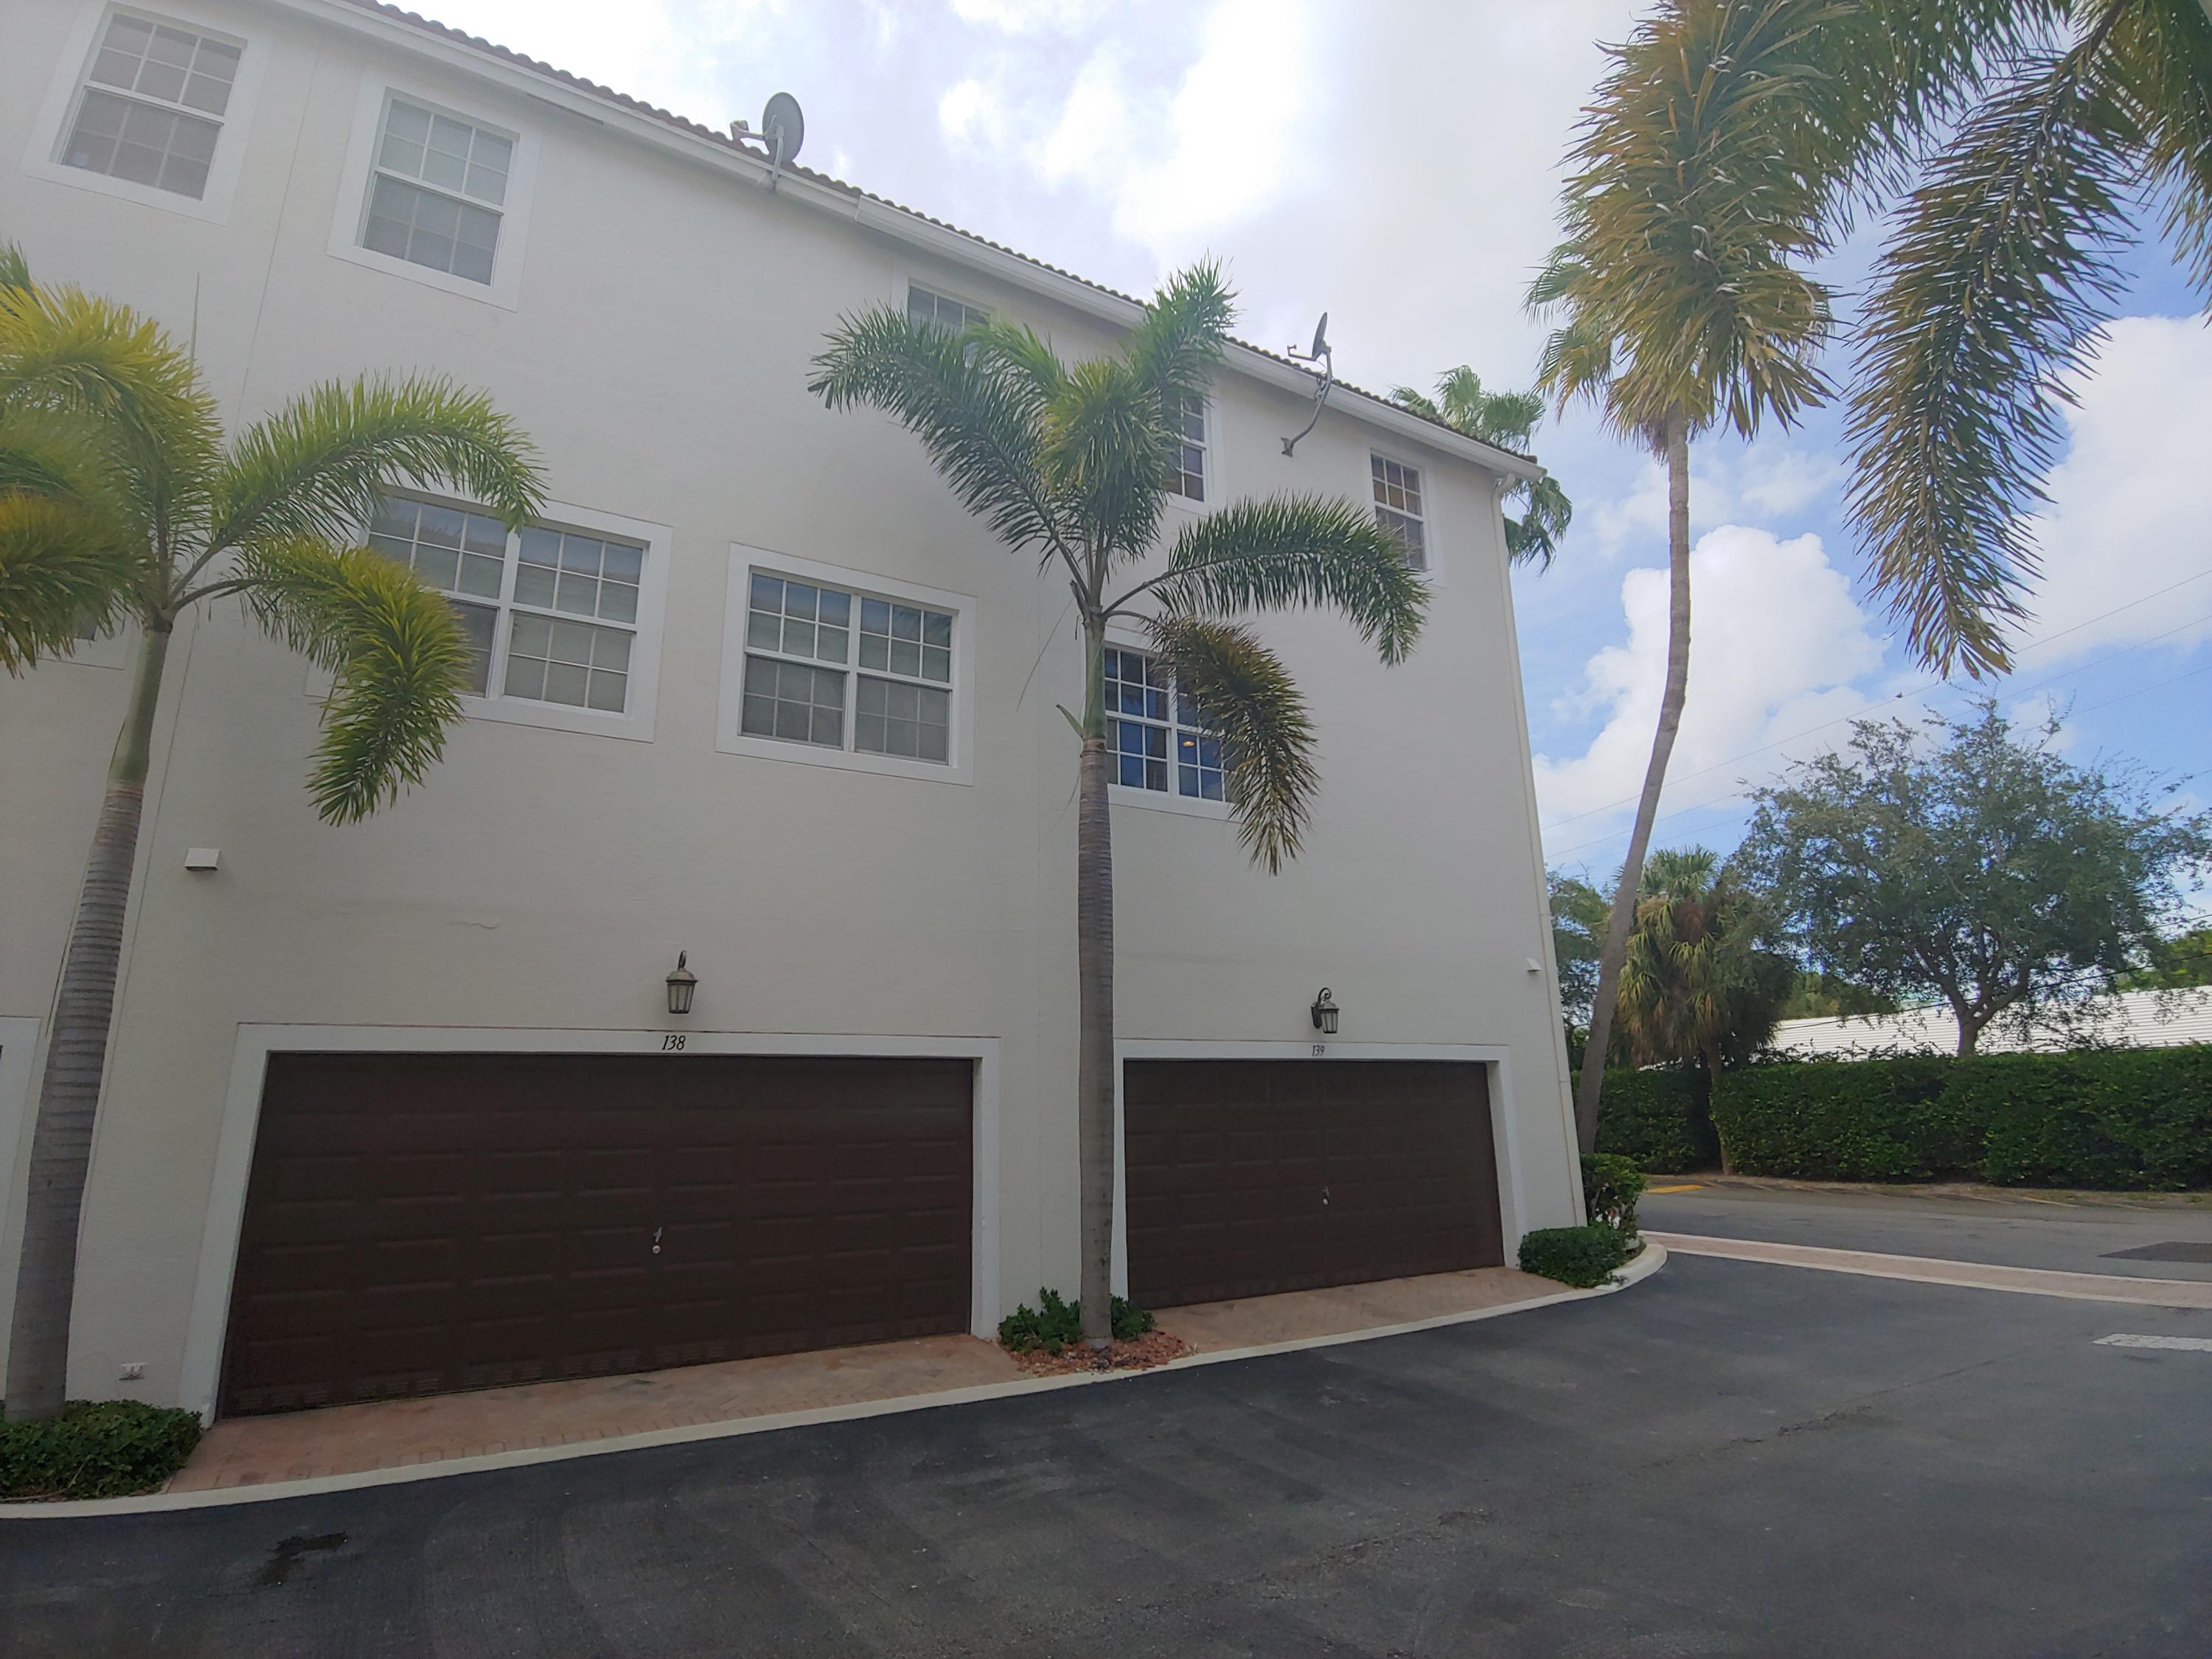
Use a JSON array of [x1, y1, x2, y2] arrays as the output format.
[[1124, 1060, 1501, 1308], [221, 1052, 972, 1416]]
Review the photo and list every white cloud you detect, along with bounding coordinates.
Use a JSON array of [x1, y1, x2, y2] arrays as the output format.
[[1534, 526, 1887, 837], [938, 77, 1000, 147], [1584, 444, 1844, 560], [950, 0, 1110, 33], [1037, 49, 1127, 184], [2017, 315, 2212, 661]]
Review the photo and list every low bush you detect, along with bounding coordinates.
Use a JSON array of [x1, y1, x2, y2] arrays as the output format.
[[998, 1287, 1155, 1355], [1595, 1068, 1718, 1172], [1711, 1046, 2212, 1189], [1581, 1152, 1646, 1234], [1518, 1225, 1630, 1289], [0, 1399, 203, 1500]]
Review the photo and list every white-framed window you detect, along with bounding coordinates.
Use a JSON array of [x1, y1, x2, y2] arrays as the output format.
[[327, 80, 536, 308], [908, 284, 989, 333], [364, 493, 668, 741], [718, 549, 975, 785], [1105, 644, 1227, 812], [23, 4, 265, 220], [1371, 453, 1428, 570], [1165, 394, 1208, 504]]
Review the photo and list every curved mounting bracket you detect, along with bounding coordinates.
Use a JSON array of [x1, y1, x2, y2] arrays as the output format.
[[1281, 344, 1334, 457]]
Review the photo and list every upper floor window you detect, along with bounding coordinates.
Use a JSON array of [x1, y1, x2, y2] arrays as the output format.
[[1105, 646, 1223, 803], [60, 10, 241, 200], [367, 495, 663, 735], [1166, 394, 1208, 503], [908, 285, 989, 333], [1371, 454, 1427, 570], [740, 572, 955, 763], [361, 97, 512, 285]]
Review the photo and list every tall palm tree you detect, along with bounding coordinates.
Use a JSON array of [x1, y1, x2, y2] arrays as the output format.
[[0, 248, 543, 1421], [810, 264, 1425, 1346], [1614, 847, 1791, 1081], [1840, 0, 2212, 676], [1388, 368, 1573, 567], [1529, 0, 1853, 1152]]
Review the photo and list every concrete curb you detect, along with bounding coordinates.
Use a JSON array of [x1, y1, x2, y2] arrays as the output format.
[[0, 1243, 1666, 1520], [1649, 1231, 2212, 1308]]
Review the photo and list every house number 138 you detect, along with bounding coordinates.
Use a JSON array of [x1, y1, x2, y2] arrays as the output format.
[[661, 1033, 687, 1051]]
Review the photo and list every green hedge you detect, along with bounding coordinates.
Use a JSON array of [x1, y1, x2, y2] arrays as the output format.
[[1595, 1068, 1718, 1172], [1519, 1225, 1631, 1288], [0, 1400, 203, 1500], [1712, 1046, 2212, 1189]]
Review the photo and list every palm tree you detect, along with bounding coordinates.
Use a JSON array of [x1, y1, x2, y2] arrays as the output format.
[[1528, 0, 1853, 1153], [1614, 848, 1792, 1082], [1388, 368, 1573, 566], [1, 248, 543, 1421], [1839, 0, 2212, 677], [810, 263, 1425, 1346]]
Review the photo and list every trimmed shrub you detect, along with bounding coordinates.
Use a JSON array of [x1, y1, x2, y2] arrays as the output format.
[[0, 1400, 203, 1500], [998, 1287, 1155, 1355], [1582, 1152, 1646, 1234], [1711, 1046, 2212, 1189], [1712, 1055, 1961, 1180], [1596, 1067, 1718, 1172], [1519, 1225, 1631, 1289]]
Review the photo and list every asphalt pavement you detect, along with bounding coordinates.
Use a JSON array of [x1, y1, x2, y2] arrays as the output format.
[[1643, 1178, 2212, 1279], [6, 1237, 2208, 1657]]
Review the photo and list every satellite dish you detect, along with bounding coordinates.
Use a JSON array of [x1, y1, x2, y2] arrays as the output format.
[[1281, 311, 1336, 457], [763, 91, 804, 164]]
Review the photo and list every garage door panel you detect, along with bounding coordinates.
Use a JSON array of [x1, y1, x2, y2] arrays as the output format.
[[221, 1052, 973, 1415], [1124, 1060, 1502, 1308]]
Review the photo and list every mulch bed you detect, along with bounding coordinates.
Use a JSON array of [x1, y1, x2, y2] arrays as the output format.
[[1006, 1330, 1193, 1376]]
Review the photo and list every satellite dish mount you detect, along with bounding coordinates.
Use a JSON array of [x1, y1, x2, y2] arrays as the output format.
[[758, 91, 804, 192], [1281, 313, 1334, 458]]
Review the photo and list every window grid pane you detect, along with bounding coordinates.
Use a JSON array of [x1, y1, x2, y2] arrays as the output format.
[[740, 655, 846, 748], [376, 98, 509, 205], [743, 569, 957, 765], [1371, 455, 1427, 569], [1105, 648, 1226, 800], [86, 15, 238, 116], [363, 173, 501, 283], [908, 286, 987, 332], [63, 86, 220, 198], [1167, 394, 1206, 502]]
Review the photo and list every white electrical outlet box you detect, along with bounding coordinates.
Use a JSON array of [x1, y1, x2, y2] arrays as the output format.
[[184, 847, 220, 872], [118, 1361, 145, 1380]]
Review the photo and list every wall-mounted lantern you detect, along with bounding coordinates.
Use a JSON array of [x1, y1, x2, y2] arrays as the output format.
[[665, 952, 698, 1016], [1310, 987, 1340, 1036]]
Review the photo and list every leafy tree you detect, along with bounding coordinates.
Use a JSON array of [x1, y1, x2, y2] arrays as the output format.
[[0, 247, 543, 1421], [810, 264, 1424, 1346], [1388, 368, 1572, 566], [2118, 924, 2212, 990], [1548, 870, 1610, 1030], [1614, 848, 1795, 1074], [1739, 703, 2212, 1056], [1528, 0, 1852, 1150]]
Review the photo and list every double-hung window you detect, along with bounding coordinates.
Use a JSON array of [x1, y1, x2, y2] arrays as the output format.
[[59, 10, 241, 200], [361, 97, 512, 284], [367, 495, 650, 721], [907, 285, 989, 333], [740, 572, 956, 764], [1371, 453, 1428, 570], [1166, 394, 1208, 503], [1105, 646, 1224, 804]]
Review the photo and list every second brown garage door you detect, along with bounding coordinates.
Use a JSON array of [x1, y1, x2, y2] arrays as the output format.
[[1124, 1060, 1502, 1308], [221, 1052, 972, 1416]]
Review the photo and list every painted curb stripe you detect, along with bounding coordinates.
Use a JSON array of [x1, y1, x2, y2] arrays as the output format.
[[1648, 1231, 2212, 1310], [2096, 1333, 2212, 1352], [0, 1243, 1666, 1520]]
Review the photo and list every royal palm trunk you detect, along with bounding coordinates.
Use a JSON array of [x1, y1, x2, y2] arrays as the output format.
[[1574, 406, 1691, 1154], [1075, 619, 1116, 1348], [6, 622, 170, 1422]]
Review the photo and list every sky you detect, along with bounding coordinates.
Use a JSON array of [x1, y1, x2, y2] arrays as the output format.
[[418, 0, 2211, 891]]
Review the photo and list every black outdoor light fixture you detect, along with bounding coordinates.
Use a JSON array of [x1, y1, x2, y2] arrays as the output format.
[[665, 952, 698, 1016], [1310, 987, 1340, 1035]]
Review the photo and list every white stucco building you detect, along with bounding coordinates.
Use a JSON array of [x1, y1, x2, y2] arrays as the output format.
[[0, 0, 1580, 1421]]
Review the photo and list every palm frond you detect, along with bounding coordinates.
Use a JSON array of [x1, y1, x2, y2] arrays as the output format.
[[1387, 386, 1444, 425], [1043, 355, 1167, 566], [1844, 36, 2141, 678], [0, 243, 30, 293], [1507, 473, 1573, 571], [1128, 495, 1427, 666], [810, 305, 1065, 566], [1123, 259, 1234, 415], [0, 492, 135, 671], [232, 537, 469, 822], [1146, 614, 1318, 874], [212, 375, 544, 557], [2107, 0, 2212, 296]]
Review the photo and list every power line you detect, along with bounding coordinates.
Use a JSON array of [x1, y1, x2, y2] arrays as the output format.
[[1538, 567, 2212, 838]]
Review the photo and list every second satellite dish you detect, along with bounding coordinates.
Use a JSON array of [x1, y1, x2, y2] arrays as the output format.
[[760, 92, 804, 190]]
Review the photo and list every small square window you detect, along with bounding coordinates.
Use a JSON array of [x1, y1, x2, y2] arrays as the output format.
[[908, 285, 988, 333], [60, 11, 242, 201], [1371, 454, 1428, 569], [1106, 647, 1222, 802], [359, 97, 512, 283], [1166, 394, 1208, 503]]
